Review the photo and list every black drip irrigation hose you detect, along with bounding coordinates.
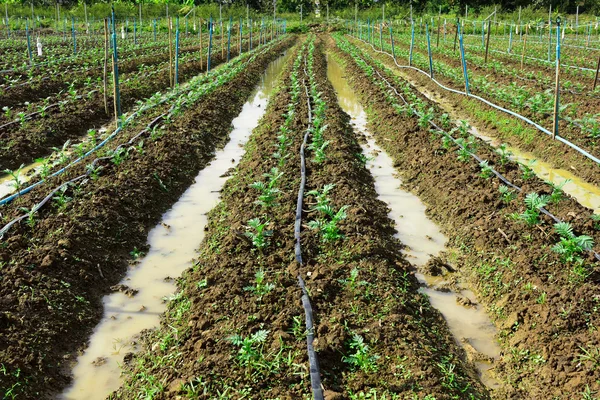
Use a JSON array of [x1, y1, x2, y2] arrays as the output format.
[[294, 76, 311, 265], [293, 52, 324, 400], [298, 276, 324, 400], [366, 59, 600, 262]]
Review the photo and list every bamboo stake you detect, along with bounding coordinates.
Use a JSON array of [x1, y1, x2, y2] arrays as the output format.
[[103, 18, 109, 115]]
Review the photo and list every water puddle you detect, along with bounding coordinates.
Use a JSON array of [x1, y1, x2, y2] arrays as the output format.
[[382, 61, 600, 213], [59, 50, 291, 400], [327, 53, 501, 390]]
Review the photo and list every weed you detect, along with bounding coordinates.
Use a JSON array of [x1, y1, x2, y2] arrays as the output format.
[[578, 346, 600, 371]]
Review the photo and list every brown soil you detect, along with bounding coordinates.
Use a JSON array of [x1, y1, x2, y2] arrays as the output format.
[[116, 35, 489, 399], [0, 36, 294, 400], [332, 33, 600, 399]]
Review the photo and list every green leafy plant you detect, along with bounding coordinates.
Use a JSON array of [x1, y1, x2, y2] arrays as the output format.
[[250, 167, 282, 208], [519, 160, 537, 181], [308, 204, 349, 242], [549, 179, 571, 204], [342, 333, 379, 372], [512, 192, 550, 226], [499, 185, 516, 204], [244, 270, 275, 301], [3, 164, 25, 193], [227, 329, 270, 369], [552, 222, 594, 264], [496, 143, 512, 165], [244, 218, 272, 250], [479, 160, 493, 179]]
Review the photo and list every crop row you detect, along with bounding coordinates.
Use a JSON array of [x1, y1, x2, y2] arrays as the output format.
[[0, 34, 292, 399], [0, 32, 261, 173], [333, 32, 600, 398], [345, 30, 600, 188]]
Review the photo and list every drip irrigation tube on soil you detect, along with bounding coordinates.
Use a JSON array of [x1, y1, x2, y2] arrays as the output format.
[[361, 52, 600, 262], [350, 35, 600, 166], [294, 51, 324, 400]]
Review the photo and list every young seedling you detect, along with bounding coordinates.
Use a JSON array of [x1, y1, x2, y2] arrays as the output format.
[[227, 329, 269, 370], [86, 164, 103, 180], [306, 184, 335, 208], [479, 160, 494, 179], [250, 167, 283, 208], [110, 147, 128, 166], [549, 179, 571, 204], [2, 106, 12, 119], [3, 164, 25, 193], [342, 333, 379, 372], [591, 214, 600, 230], [52, 185, 72, 210], [244, 269, 275, 301], [308, 204, 349, 242], [552, 222, 594, 264], [338, 267, 360, 291], [511, 192, 550, 226], [496, 143, 513, 165], [499, 185, 516, 204], [519, 160, 537, 181], [244, 218, 272, 250]]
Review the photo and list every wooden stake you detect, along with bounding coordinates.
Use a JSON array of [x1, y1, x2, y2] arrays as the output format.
[[594, 55, 600, 91], [168, 17, 173, 87], [453, 19, 458, 52], [103, 18, 109, 115], [484, 19, 491, 63], [221, 19, 224, 59], [521, 25, 528, 70], [199, 18, 203, 70], [436, 7, 441, 47]]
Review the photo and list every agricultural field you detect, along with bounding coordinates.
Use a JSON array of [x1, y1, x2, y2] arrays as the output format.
[[1, 4, 600, 400]]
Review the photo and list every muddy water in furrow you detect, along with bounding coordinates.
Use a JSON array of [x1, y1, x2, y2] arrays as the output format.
[[327, 53, 502, 389], [59, 50, 291, 400]]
